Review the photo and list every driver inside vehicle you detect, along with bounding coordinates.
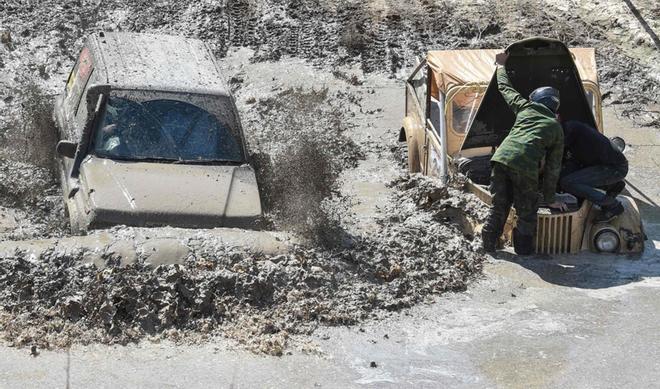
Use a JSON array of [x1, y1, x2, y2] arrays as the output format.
[[94, 95, 244, 163], [93, 97, 179, 159], [97, 102, 122, 153]]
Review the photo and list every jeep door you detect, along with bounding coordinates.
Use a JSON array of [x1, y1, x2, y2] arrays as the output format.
[[403, 60, 428, 173]]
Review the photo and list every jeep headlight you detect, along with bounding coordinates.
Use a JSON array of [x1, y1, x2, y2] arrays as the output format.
[[594, 229, 620, 253], [610, 136, 626, 153]]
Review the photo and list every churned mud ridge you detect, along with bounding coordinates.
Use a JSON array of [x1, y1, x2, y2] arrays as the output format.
[[0, 174, 486, 354], [0, 159, 67, 240]]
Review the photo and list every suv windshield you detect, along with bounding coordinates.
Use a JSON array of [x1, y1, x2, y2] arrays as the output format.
[[94, 92, 244, 163]]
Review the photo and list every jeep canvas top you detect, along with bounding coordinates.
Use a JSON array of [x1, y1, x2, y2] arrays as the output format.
[[401, 37, 644, 255]]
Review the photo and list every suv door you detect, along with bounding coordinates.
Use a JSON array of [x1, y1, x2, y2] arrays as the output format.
[[60, 46, 95, 141], [56, 46, 97, 205]]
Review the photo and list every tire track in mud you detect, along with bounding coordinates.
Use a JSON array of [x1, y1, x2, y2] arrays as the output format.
[[214, 0, 657, 125], [4, 0, 656, 125]]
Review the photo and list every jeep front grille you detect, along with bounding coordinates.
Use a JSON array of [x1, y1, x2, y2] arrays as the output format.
[[536, 213, 577, 254]]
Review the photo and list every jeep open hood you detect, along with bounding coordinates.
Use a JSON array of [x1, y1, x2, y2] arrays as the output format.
[[460, 37, 598, 151], [79, 157, 262, 229]]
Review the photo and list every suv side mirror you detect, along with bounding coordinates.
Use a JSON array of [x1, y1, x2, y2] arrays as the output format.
[[56, 140, 78, 158], [85, 84, 110, 114]]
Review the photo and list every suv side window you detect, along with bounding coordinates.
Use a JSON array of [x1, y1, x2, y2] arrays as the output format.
[[64, 46, 94, 118], [74, 71, 96, 134]]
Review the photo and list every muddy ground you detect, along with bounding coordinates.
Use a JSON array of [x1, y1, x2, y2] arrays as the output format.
[[0, 0, 658, 354]]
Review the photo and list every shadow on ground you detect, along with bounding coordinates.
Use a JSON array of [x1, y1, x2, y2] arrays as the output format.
[[495, 196, 660, 289]]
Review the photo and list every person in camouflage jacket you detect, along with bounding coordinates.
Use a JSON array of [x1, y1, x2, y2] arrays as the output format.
[[481, 52, 567, 255]]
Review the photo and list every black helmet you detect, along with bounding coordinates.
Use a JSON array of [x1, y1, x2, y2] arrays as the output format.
[[529, 86, 560, 113]]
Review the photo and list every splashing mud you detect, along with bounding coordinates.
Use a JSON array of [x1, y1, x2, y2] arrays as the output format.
[[0, 175, 486, 355], [247, 88, 363, 247], [0, 159, 67, 240], [0, 81, 58, 169]]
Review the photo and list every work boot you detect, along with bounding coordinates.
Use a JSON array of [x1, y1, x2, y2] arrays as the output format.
[[480, 230, 498, 253], [512, 228, 534, 256], [594, 201, 625, 223], [605, 181, 626, 198]]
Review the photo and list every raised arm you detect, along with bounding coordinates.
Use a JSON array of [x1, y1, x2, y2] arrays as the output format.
[[496, 66, 529, 115], [493, 52, 529, 114]]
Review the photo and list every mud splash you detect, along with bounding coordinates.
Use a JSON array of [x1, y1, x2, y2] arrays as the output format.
[[0, 159, 67, 240], [0, 175, 485, 355], [245, 87, 363, 247]]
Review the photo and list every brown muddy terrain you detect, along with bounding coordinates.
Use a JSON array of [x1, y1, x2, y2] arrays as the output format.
[[0, 0, 658, 355]]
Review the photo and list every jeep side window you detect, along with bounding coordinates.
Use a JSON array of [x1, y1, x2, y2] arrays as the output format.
[[406, 61, 428, 120], [411, 66, 427, 115], [429, 96, 442, 131], [451, 88, 485, 134]]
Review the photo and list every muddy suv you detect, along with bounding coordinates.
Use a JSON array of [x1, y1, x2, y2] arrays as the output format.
[[53, 32, 261, 233], [401, 37, 644, 255]]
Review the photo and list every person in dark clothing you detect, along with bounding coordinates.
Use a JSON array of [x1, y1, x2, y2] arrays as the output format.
[[481, 52, 566, 255], [560, 120, 628, 222]]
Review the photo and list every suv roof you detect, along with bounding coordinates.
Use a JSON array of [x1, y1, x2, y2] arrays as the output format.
[[90, 32, 231, 96]]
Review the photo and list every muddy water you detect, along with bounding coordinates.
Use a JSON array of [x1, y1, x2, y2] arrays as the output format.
[[602, 106, 660, 228]]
